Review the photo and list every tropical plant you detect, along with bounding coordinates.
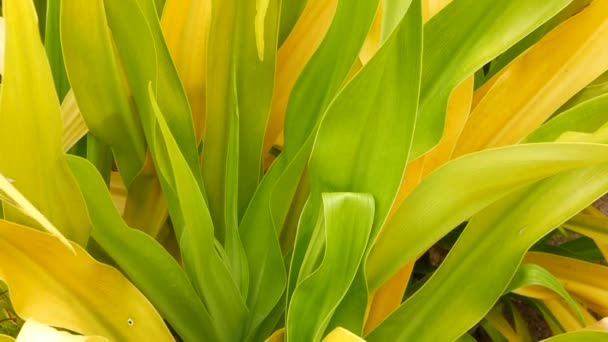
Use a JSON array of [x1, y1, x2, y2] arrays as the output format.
[[0, 0, 608, 341]]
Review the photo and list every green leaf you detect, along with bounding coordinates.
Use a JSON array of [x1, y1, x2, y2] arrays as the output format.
[[541, 331, 608, 341], [367, 162, 608, 341], [286, 193, 374, 342], [480, 319, 509, 342], [531, 300, 565, 335], [367, 143, 608, 291], [103, 0, 202, 190], [0, 0, 90, 246], [283, 0, 379, 157], [524, 94, 608, 144], [308, 0, 420, 239], [154, 0, 165, 15], [66, 155, 220, 342], [456, 334, 477, 342], [277, 0, 308, 45], [523, 252, 608, 318], [506, 263, 586, 325], [292, 0, 422, 332], [60, 0, 147, 188], [224, 89, 249, 297], [32, 0, 46, 37], [44, 0, 69, 99], [238, 0, 379, 338], [557, 71, 608, 113], [202, 0, 280, 238], [147, 87, 247, 342], [483, 305, 518, 342], [532, 236, 603, 262], [410, 0, 573, 158], [85, 135, 113, 186], [509, 301, 533, 342]]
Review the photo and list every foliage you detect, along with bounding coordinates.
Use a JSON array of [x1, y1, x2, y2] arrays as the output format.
[[0, 0, 608, 341]]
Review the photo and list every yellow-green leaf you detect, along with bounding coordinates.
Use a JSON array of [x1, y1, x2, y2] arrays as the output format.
[[0, 174, 72, 251], [368, 162, 608, 341], [0, 0, 90, 246], [61, 0, 147, 188], [287, 193, 374, 342], [147, 86, 247, 341], [562, 212, 608, 259], [367, 143, 608, 291], [541, 330, 608, 341]]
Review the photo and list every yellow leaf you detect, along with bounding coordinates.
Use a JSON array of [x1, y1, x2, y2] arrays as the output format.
[[454, 0, 608, 156], [161, 0, 211, 142], [543, 298, 595, 332], [265, 328, 284, 342], [471, 69, 502, 111], [363, 261, 414, 334], [0, 17, 5, 74], [263, 0, 337, 167], [513, 284, 562, 301], [484, 307, 519, 342], [61, 90, 89, 152], [524, 252, 608, 316], [323, 327, 366, 342], [588, 317, 608, 331], [423, 0, 452, 21], [563, 212, 608, 260], [16, 320, 108, 342], [0, 336, 14, 342], [0, 220, 174, 342], [421, 76, 473, 177], [360, 1, 383, 64], [510, 302, 533, 342], [122, 155, 168, 238], [109, 171, 127, 215]]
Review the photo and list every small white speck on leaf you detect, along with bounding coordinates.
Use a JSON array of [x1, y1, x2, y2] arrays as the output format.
[[127, 318, 134, 326], [518, 227, 526, 236]]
